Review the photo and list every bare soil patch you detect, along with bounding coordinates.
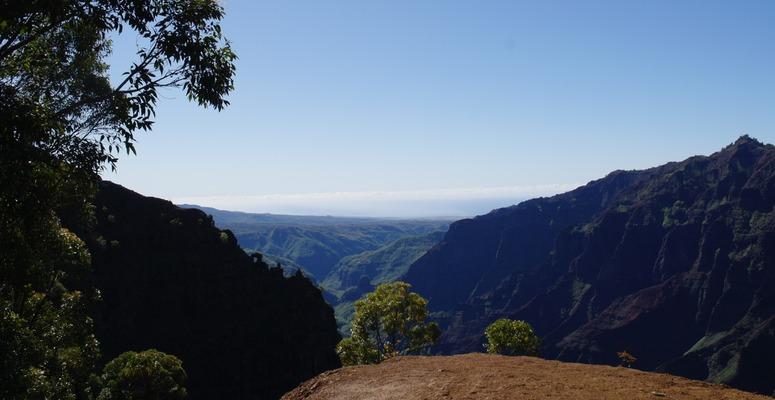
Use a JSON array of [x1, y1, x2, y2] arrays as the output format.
[[282, 353, 770, 400]]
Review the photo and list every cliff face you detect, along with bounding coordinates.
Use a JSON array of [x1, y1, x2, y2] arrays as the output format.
[[86, 182, 341, 399], [404, 136, 775, 395]]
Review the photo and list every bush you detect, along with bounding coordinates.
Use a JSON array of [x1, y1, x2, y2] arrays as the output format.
[[484, 319, 540, 356], [97, 350, 187, 400]]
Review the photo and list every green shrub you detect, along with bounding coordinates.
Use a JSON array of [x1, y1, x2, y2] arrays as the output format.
[[98, 350, 187, 400], [484, 319, 540, 356]]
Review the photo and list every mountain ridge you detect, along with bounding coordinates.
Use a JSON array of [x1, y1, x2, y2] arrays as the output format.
[[80, 181, 342, 399], [182, 204, 452, 332], [403, 136, 775, 395], [184, 204, 451, 280]]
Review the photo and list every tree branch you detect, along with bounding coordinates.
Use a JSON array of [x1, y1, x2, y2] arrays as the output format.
[[0, 13, 74, 62], [113, 41, 161, 93]]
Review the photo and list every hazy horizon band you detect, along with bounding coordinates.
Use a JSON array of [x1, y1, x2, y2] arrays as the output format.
[[170, 183, 579, 218]]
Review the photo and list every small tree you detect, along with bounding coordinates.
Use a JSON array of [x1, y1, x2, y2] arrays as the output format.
[[617, 351, 637, 368], [337, 282, 440, 366], [484, 319, 540, 356], [98, 350, 187, 400]]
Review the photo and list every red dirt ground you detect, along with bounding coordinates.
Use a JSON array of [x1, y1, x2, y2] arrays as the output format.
[[282, 353, 770, 400]]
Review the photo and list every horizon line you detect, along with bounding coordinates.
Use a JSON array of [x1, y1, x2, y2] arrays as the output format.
[[170, 183, 580, 219]]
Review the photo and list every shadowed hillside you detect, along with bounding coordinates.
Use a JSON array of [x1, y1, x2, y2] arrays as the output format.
[[404, 136, 775, 395], [81, 182, 342, 399]]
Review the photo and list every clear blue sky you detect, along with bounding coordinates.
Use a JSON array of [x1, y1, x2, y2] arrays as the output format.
[[106, 0, 775, 217]]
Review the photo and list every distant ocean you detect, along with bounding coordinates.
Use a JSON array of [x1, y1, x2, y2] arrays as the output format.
[[172, 184, 578, 218]]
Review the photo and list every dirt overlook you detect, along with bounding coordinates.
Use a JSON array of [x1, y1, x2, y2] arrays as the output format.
[[282, 353, 771, 400]]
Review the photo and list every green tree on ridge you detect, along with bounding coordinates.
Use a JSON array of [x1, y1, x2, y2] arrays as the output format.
[[337, 281, 440, 366], [484, 318, 541, 356]]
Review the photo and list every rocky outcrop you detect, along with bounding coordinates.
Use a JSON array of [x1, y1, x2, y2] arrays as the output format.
[[404, 136, 775, 395], [85, 182, 341, 399]]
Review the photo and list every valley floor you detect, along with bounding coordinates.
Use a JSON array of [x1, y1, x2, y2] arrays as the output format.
[[282, 353, 770, 400]]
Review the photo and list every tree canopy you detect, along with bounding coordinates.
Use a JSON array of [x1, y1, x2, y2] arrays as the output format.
[[0, 1, 235, 398], [484, 319, 540, 356], [0, 0, 236, 170], [97, 350, 187, 400], [337, 281, 440, 366]]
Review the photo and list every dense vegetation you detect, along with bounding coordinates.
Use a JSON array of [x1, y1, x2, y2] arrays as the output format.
[[0, 0, 234, 398], [484, 319, 540, 356], [323, 231, 446, 296], [336, 282, 440, 366], [323, 232, 445, 333], [188, 205, 449, 280], [405, 136, 775, 395], [97, 350, 187, 400]]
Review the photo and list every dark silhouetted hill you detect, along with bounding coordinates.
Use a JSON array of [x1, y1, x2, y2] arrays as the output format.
[[84, 182, 342, 399]]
